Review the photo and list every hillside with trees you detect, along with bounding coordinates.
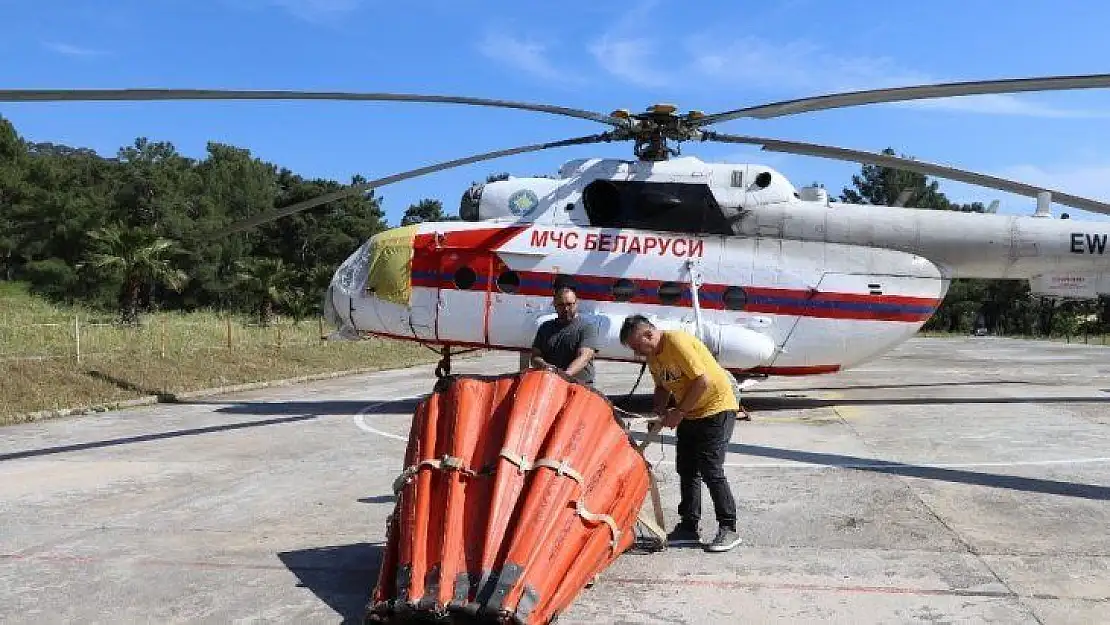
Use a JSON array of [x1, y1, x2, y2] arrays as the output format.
[[1, 116, 1107, 337]]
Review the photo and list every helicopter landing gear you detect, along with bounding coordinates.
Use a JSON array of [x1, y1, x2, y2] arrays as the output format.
[[434, 345, 452, 379], [433, 344, 481, 379]]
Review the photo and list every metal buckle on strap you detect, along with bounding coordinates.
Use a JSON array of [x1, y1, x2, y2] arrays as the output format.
[[499, 449, 533, 473], [392, 454, 479, 494], [533, 457, 585, 484]]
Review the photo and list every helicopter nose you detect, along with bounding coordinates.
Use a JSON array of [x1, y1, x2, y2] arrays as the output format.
[[323, 237, 374, 339], [324, 225, 421, 339]]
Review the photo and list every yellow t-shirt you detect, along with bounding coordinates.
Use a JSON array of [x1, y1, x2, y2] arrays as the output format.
[[648, 329, 739, 419]]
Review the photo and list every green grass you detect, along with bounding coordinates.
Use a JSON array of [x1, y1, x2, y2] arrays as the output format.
[[0, 282, 443, 424]]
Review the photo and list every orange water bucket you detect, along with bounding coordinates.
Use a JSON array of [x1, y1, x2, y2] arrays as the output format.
[[365, 368, 652, 624]]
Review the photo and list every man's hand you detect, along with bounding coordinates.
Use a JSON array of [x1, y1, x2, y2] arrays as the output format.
[[661, 407, 685, 428]]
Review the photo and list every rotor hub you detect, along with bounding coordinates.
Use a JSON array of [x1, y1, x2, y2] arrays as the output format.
[[610, 104, 705, 161]]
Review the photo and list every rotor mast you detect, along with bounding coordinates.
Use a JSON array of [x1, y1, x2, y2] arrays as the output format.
[[611, 104, 706, 161]]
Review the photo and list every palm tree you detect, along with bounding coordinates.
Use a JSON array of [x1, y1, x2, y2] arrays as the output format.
[[81, 225, 188, 324], [234, 257, 293, 326], [280, 266, 331, 324]]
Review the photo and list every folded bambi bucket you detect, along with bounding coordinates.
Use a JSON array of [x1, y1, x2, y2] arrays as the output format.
[[365, 368, 653, 624]]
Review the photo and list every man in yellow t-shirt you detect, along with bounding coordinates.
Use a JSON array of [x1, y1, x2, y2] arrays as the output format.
[[620, 314, 742, 553]]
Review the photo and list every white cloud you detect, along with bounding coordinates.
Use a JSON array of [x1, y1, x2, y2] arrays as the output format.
[[586, 0, 676, 88], [687, 36, 913, 94], [607, 33, 1106, 119], [934, 161, 1110, 221], [43, 42, 106, 57], [893, 94, 1110, 119], [589, 36, 670, 88], [477, 32, 583, 85], [996, 162, 1110, 202]]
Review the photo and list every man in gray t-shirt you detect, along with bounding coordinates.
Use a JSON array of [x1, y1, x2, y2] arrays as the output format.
[[530, 285, 600, 385]]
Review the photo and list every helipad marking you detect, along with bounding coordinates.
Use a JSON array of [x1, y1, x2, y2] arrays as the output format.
[[352, 399, 416, 442]]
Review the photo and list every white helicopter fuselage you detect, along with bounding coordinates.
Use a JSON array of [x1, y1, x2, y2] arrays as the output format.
[[325, 156, 1110, 377]]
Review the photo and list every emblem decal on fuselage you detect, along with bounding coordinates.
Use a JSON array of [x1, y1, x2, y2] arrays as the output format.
[[508, 189, 539, 216]]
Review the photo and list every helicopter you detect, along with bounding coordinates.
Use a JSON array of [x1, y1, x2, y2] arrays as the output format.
[[6, 74, 1110, 383]]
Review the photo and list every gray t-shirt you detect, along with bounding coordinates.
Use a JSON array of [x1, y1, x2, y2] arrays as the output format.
[[532, 316, 600, 384]]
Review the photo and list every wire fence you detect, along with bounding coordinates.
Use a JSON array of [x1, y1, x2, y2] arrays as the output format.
[[7, 315, 1108, 365], [0, 314, 333, 363]]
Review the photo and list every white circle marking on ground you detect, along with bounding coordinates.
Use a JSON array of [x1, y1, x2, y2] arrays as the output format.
[[352, 399, 412, 442]]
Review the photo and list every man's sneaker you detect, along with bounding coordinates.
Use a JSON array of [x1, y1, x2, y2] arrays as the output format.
[[666, 523, 700, 546], [704, 527, 742, 553]]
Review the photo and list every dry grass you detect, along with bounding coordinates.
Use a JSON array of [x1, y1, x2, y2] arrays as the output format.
[[0, 282, 442, 423]]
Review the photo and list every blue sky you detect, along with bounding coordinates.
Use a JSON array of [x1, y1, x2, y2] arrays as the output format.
[[4, 0, 1110, 227]]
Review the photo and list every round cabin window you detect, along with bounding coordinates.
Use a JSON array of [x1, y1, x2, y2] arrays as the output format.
[[658, 281, 683, 305], [723, 286, 748, 310], [496, 270, 520, 293], [612, 278, 636, 302], [453, 266, 477, 290]]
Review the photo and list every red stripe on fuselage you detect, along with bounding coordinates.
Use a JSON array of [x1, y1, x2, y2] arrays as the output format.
[[411, 268, 939, 323]]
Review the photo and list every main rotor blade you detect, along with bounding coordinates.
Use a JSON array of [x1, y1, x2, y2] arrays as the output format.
[[0, 88, 624, 127], [222, 132, 619, 235], [701, 131, 1110, 215], [697, 73, 1110, 124]]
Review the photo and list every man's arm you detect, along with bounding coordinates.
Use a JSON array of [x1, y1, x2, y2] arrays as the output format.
[[564, 346, 595, 377], [652, 384, 671, 417], [530, 324, 549, 368], [564, 321, 599, 377], [662, 333, 711, 426], [529, 347, 549, 368]]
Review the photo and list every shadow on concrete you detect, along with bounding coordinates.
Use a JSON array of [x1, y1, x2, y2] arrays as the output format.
[[210, 398, 423, 417], [278, 542, 383, 625], [0, 398, 419, 462], [358, 494, 396, 505], [0, 414, 319, 462], [749, 380, 1031, 393], [632, 433, 1110, 501], [740, 394, 1110, 411], [617, 392, 1110, 414]]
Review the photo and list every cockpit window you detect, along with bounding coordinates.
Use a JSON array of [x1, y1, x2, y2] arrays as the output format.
[[581, 180, 732, 235]]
